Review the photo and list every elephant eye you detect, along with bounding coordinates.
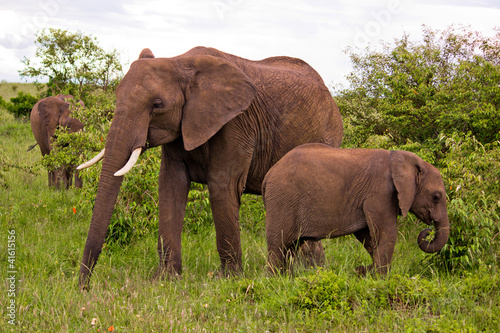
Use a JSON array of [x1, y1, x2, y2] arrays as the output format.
[[432, 192, 442, 203], [152, 99, 163, 109]]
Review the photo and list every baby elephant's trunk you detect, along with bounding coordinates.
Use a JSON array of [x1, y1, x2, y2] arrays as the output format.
[[417, 217, 450, 253]]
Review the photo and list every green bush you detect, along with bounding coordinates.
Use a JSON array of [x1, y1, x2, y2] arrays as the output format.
[[337, 25, 500, 146], [435, 133, 500, 269], [5, 91, 39, 118]]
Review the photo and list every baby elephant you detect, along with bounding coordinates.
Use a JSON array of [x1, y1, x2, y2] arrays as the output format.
[[262, 143, 450, 275]]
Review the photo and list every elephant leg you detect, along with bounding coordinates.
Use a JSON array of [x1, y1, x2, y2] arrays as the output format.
[[266, 241, 285, 275], [64, 168, 72, 189], [266, 232, 296, 274], [154, 147, 190, 279], [355, 212, 398, 275], [209, 183, 243, 276], [48, 170, 56, 187], [371, 223, 397, 275], [354, 227, 375, 275], [298, 240, 325, 268], [74, 170, 83, 188]]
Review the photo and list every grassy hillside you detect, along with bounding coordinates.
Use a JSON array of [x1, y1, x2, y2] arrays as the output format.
[[0, 106, 499, 332], [0, 82, 43, 101]]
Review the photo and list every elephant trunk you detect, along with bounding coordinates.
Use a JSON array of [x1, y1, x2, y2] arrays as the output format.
[[79, 122, 143, 290], [417, 216, 450, 253]]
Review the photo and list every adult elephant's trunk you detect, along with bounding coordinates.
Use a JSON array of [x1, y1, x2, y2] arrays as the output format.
[[79, 122, 143, 290], [417, 216, 450, 253]]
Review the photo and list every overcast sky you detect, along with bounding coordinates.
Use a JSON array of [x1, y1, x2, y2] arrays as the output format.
[[0, 0, 499, 86]]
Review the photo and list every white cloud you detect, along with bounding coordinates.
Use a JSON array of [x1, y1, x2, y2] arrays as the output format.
[[0, 0, 498, 85]]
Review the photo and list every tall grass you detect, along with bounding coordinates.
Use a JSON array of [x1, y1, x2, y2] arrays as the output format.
[[1, 106, 499, 332]]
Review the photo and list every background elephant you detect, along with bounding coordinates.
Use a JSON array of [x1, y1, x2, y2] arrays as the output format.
[[78, 46, 343, 288], [262, 143, 450, 274], [30, 94, 84, 189]]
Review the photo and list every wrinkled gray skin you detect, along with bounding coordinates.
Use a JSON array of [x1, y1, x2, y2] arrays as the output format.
[[30, 94, 84, 189], [79, 47, 343, 289], [263, 144, 450, 275]]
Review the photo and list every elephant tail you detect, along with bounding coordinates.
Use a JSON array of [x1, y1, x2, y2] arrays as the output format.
[[27, 143, 38, 151]]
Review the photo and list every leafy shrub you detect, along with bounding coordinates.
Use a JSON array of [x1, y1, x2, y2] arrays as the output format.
[[184, 183, 212, 234], [5, 91, 39, 118], [435, 133, 500, 269], [336, 25, 500, 146], [289, 269, 444, 323], [290, 269, 353, 318], [107, 148, 161, 245]]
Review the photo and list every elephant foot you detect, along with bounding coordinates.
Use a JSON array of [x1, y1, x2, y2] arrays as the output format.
[[298, 240, 325, 268], [152, 264, 181, 281], [217, 259, 243, 278], [356, 264, 390, 276], [355, 265, 372, 276]]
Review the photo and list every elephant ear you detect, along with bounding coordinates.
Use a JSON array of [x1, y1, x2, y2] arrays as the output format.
[[139, 48, 155, 59], [390, 150, 425, 217], [181, 55, 256, 151]]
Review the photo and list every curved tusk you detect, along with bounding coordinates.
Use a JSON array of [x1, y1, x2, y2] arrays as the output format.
[[77, 149, 105, 170], [114, 148, 142, 177]]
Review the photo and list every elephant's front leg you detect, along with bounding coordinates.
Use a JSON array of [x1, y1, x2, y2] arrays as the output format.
[[356, 208, 398, 275], [208, 179, 244, 276], [154, 148, 190, 279]]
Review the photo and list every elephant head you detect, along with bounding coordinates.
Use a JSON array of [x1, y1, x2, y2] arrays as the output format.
[[390, 150, 450, 253], [77, 48, 257, 287]]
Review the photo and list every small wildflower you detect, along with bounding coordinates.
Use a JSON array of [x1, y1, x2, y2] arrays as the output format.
[[73, 207, 77, 214], [108, 326, 114, 332]]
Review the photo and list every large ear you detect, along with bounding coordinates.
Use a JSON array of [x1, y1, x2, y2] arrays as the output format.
[[181, 55, 256, 151], [139, 48, 155, 59], [390, 150, 425, 217]]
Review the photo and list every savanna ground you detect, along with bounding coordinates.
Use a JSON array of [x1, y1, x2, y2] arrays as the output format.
[[1, 82, 499, 332]]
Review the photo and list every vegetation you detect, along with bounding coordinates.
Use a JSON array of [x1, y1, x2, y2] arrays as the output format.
[[19, 28, 123, 100], [0, 82, 41, 119], [3, 91, 39, 119], [336, 25, 500, 145], [1, 25, 499, 331], [336, 25, 500, 270]]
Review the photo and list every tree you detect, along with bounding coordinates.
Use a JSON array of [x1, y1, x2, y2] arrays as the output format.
[[20, 28, 123, 99], [336, 25, 500, 145]]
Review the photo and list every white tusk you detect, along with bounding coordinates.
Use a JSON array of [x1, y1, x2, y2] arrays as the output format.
[[114, 148, 142, 177], [77, 149, 105, 170]]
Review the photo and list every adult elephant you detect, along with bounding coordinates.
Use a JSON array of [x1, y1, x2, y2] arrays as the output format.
[[30, 94, 84, 189], [78, 47, 343, 289]]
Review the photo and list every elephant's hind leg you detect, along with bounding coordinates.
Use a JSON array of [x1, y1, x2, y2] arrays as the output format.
[[298, 240, 325, 268]]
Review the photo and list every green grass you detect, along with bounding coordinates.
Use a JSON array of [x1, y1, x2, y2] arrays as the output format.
[[1, 107, 499, 332]]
